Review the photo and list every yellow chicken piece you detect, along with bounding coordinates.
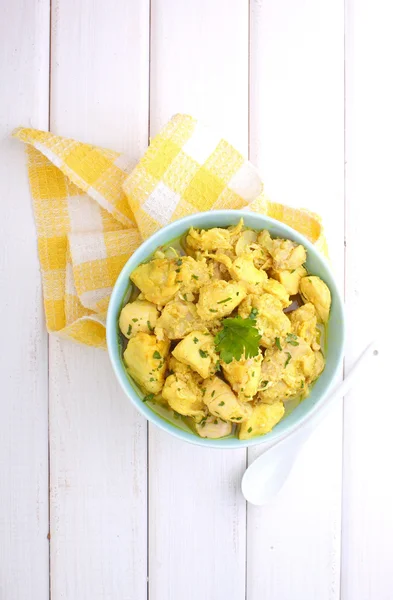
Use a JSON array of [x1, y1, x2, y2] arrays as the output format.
[[258, 336, 316, 404], [289, 303, 319, 348], [162, 373, 205, 422], [238, 401, 285, 439], [168, 356, 200, 378], [195, 415, 233, 439], [262, 278, 291, 308], [257, 231, 306, 271], [176, 256, 212, 293], [221, 353, 262, 402], [123, 333, 170, 394], [130, 258, 180, 306], [229, 255, 268, 293], [186, 226, 232, 251], [238, 293, 291, 347], [270, 265, 307, 296], [119, 299, 159, 339], [259, 344, 288, 385], [299, 276, 331, 323], [172, 331, 219, 379], [203, 377, 251, 423], [155, 300, 203, 340], [196, 280, 247, 321], [258, 380, 298, 404], [234, 230, 258, 256]]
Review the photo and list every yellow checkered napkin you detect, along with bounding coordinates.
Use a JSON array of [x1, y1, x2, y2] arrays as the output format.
[[13, 114, 326, 348]]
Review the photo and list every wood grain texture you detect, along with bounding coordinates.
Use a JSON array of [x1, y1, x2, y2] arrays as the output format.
[[148, 1, 249, 599], [341, 1, 393, 598], [247, 1, 345, 598], [49, 1, 150, 599], [0, 1, 50, 599]]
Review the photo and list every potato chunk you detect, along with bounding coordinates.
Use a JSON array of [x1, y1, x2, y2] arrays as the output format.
[[119, 299, 159, 339], [289, 302, 319, 348], [229, 255, 268, 293], [271, 265, 307, 296], [155, 300, 203, 340], [299, 276, 331, 323], [162, 373, 205, 421], [172, 331, 219, 379], [130, 258, 180, 305], [221, 353, 262, 402], [196, 280, 246, 321], [239, 401, 285, 439], [123, 333, 170, 394], [262, 278, 291, 308], [203, 376, 251, 423]]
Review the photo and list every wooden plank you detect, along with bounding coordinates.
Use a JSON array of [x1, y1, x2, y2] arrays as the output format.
[[247, 1, 345, 598], [148, 1, 249, 599], [49, 1, 150, 598], [0, 1, 50, 599], [341, 1, 393, 598]]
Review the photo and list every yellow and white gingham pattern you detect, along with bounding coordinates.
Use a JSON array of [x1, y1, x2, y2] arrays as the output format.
[[13, 114, 326, 348]]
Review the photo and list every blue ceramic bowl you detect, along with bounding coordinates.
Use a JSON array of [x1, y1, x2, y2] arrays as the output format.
[[107, 210, 344, 448]]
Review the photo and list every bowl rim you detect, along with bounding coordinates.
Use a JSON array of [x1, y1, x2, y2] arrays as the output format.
[[107, 209, 345, 449]]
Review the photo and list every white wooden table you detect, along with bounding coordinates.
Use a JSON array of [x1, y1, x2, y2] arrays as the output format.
[[1, 1, 392, 599]]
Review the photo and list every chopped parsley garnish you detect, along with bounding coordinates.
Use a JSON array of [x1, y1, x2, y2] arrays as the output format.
[[209, 308, 218, 313], [218, 401, 225, 406], [176, 259, 182, 266], [193, 337, 199, 344], [275, 337, 282, 351], [201, 388, 206, 397], [301, 380, 305, 388], [199, 349, 208, 358], [250, 307, 259, 320], [214, 419, 218, 425], [217, 297, 232, 304], [127, 324, 132, 336], [261, 380, 269, 388], [235, 417, 243, 421], [191, 274, 199, 280], [132, 318, 138, 322], [252, 371, 255, 377], [214, 316, 261, 364], [290, 269, 296, 274], [143, 393, 154, 402], [236, 291, 240, 296], [247, 427, 252, 433], [153, 351, 161, 359], [211, 390, 215, 397], [286, 333, 299, 346], [201, 420, 206, 428], [284, 352, 292, 367], [147, 320, 154, 331], [215, 360, 221, 372], [149, 377, 155, 382]]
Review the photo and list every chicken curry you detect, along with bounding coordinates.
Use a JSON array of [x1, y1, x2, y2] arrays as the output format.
[[119, 220, 331, 440]]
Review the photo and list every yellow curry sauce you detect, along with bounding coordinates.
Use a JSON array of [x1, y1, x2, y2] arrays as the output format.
[[119, 220, 331, 440]]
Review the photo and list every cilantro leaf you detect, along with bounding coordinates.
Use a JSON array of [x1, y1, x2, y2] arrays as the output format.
[[214, 316, 261, 364]]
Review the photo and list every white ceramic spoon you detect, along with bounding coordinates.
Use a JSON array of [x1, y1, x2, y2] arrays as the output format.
[[242, 341, 379, 506]]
